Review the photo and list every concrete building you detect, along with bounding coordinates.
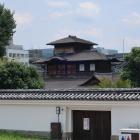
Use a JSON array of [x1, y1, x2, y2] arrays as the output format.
[[0, 89, 140, 140], [28, 48, 53, 63], [96, 47, 118, 55], [6, 41, 29, 66]]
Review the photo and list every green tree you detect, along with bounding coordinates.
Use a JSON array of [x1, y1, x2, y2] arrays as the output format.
[[96, 77, 131, 88], [0, 4, 16, 57], [121, 47, 140, 87], [0, 61, 44, 89], [97, 77, 114, 88], [115, 78, 131, 88]]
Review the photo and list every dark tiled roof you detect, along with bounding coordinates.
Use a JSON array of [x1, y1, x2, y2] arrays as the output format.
[[80, 75, 100, 86], [45, 78, 90, 89], [47, 56, 66, 61], [65, 50, 108, 61], [47, 35, 98, 45], [35, 50, 108, 63], [0, 89, 140, 101]]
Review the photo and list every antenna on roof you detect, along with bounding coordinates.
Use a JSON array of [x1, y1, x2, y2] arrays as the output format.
[[123, 38, 125, 59]]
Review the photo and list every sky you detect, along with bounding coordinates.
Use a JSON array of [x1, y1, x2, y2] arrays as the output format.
[[1, 0, 140, 52]]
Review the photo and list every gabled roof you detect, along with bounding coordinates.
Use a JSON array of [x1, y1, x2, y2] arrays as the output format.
[[64, 50, 108, 61], [80, 75, 100, 86], [45, 78, 90, 89], [47, 35, 98, 45], [47, 56, 66, 61], [0, 88, 140, 101], [33, 57, 66, 64]]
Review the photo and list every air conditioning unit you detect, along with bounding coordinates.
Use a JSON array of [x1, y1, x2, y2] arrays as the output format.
[[120, 128, 140, 140]]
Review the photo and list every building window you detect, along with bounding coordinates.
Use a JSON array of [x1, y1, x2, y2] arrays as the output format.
[[17, 54, 20, 58], [90, 64, 95, 71], [79, 64, 85, 71], [13, 53, 16, 58], [9, 53, 12, 57], [25, 54, 29, 57], [21, 54, 24, 58], [83, 118, 90, 130]]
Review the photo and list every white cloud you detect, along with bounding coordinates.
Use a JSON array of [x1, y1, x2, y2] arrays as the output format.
[[14, 13, 32, 26], [47, 1, 100, 20], [77, 2, 100, 18], [48, 11, 72, 19], [124, 0, 140, 4], [122, 12, 140, 26], [52, 27, 103, 40], [81, 28, 102, 37], [46, 1, 71, 20], [79, 2, 100, 14], [46, 1, 69, 8]]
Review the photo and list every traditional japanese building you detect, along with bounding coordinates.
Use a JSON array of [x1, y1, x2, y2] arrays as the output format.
[[45, 35, 112, 78]]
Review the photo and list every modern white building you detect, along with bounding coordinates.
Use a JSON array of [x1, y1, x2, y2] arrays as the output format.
[[0, 89, 140, 140], [5, 41, 29, 66], [96, 47, 118, 55]]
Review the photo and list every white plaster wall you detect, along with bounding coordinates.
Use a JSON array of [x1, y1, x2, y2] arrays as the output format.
[[0, 105, 66, 132], [1, 101, 140, 136], [66, 108, 72, 132], [112, 106, 140, 135]]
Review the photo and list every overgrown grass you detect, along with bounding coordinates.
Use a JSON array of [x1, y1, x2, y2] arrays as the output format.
[[0, 131, 49, 140]]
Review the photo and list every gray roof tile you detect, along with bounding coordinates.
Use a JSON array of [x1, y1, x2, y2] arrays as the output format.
[[65, 50, 107, 61], [47, 35, 97, 45], [0, 88, 140, 101]]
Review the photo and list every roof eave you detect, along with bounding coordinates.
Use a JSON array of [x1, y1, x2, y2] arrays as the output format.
[[47, 42, 98, 46]]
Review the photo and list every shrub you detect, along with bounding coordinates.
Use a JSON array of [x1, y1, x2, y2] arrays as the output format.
[[0, 61, 44, 89]]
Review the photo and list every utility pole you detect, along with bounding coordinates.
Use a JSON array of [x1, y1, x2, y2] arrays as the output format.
[[123, 38, 125, 59]]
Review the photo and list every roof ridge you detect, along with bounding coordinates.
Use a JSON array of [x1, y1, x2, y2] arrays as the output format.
[[47, 35, 97, 45], [0, 88, 139, 101]]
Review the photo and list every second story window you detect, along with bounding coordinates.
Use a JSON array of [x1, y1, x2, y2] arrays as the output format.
[[79, 64, 85, 71], [90, 64, 95, 71]]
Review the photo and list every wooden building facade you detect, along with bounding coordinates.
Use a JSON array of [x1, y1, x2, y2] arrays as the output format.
[[47, 59, 112, 77], [44, 35, 112, 77]]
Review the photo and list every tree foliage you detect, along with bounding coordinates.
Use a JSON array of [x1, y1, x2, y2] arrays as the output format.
[[121, 47, 140, 87], [0, 4, 16, 57], [0, 61, 44, 89], [96, 77, 131, 88]]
